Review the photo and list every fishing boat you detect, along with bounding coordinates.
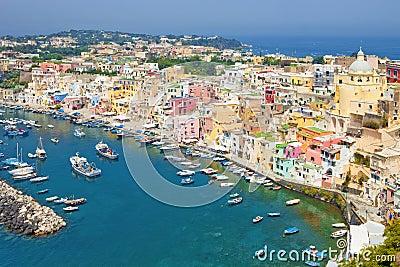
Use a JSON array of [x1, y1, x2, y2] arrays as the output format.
[[63, 206, 79, 212], [267, 213, 281, 217], [220, 182, 235, 187], [177, 170, 195, 176], [46, 196, 59, 202], [64, 198, 86, 206], [227, 197, 243, 205], [73, 128, 86, 137], [253, 216, 263, 223], [286, 199, 300, 206], [229, 193, 239, 198], [70, 153, 101, 177], [331, 229, 348, 238], [37, 189, 49, 194], [284, 227, 299, 235], [51, 137, 59, 143], [95, 141, 119, 159], [305, 260, 320, 267], [332, 223, 346, 228], [27, 153, 37, 158], [181, 177, 194, 185], [36, 137, 46, 160], [30, 176, 49, 183], [54, 197, 68, 204]]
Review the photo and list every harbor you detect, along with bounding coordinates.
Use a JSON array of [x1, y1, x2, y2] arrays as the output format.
[[0, 107, 344, 266]]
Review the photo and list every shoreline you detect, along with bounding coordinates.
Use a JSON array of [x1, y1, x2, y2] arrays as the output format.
[[3, 101, 382, 225]]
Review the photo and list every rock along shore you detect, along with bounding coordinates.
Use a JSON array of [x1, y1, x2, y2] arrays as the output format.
[[0, 179, 66, 236]]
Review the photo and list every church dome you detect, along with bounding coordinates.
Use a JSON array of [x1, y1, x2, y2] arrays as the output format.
[[349, 48, 373, 73]]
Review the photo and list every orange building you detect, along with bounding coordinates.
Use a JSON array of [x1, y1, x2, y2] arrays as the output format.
[[296, 126, 333, 152]]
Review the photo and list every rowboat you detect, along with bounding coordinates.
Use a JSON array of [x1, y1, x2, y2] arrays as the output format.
[[286, 199, 300, 206], [284, 227, 299, 235], [63, 206, 79, 212], [252, 216, 263, 223]]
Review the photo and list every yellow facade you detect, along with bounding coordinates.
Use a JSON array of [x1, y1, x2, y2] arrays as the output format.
[[287, 112, 315, 128], [107, 79, 137, 115]]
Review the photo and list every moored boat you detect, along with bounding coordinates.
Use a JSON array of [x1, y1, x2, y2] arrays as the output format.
[[181, 177, 194, 185], [46, 196, 59, 202], [70, 153, 101, 177], [37, 189, 49, 194], [63, 206, 79, 212], [272, 185, 282, 191], [27, 153, 37, 158], [64, 197, 86, 206], [54, 197, 68, 204], [73, 128, 86, 137], [252, 216, 263, 223], [51, 137, 59, 143], [332, 222, 346, 228], [284, 227, 299, 235], [229, 193, 239, 198], [331, 229, 348, 238], [220, 182, 235, 187], [30, 176, 49, 183], [13, 172, 37, 180], [227, 197, 242, 205], [267, 212, 281, 217], [95, 141, 119, 160], [286, 199, 300, 206], [177, 170, 195, 176], [36, 137, 46, 160]]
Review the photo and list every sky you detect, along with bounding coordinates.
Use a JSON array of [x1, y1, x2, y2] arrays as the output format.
[[2, 0, 400, 38]]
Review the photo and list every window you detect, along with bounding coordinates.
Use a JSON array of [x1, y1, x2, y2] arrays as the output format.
[[369, 105, 372, 109], [358, 103, 361, 108], [339, 79, 342, 84], [388, 70, 391, 76], [395, 70, 398, 77], [351, 76, 354, 81], [358, 77, 362, 82]]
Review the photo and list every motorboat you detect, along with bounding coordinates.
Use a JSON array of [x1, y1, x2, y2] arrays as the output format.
[[30, 176, 49, 183], [152, 141, 165, 146], [252, 216, 263, 223], [286, 199, 300, 206], [51, 137, 59, 143], [267, 213, 281, 217], [95, 141, 119, 160], [73, 128, 86, 138], [220, 182, 235, 187], [201, 168, 218, 175], [229, 193, 239, 198], [46, 196, 59, 202], [177, 170, 195, 176], [64, 198, 86, 206], [70, 153, 101, 177], [332, 223, 346, 228], [54, 197, 68, 204], [212, 174, 229, 181], [47, 124, 55, 129], [213, 157, 225, 161], [272, 185, 282, 191], [63, 206, 79, 212], [37, 189, 49, 194], [36, 137, 46, 160], [331, 229, 348, 238], [27, 153, 37, 158], [181, 177, 194, 185], [284, 227, 299, 235], [227, 197, 242, 205]]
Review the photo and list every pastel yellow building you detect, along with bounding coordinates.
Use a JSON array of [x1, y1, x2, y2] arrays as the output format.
[[107, 78, 137, 114]]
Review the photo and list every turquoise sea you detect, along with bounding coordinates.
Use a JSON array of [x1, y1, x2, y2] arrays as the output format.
[[0, 110, 344, 266]]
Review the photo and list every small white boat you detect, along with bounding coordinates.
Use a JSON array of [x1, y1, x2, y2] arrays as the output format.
[[160, 144, 179, 151], [70, 152, 101, 177], [177, 170, 195, 176], [63, 206, 79, 212], [51, 138, 59, 143], [213, 157, 225, 161], [30, 176, 49, 183], [54, 197, 68, 204], [214, 174, 229, 181], [286, 199, 300, 206], [331, 229, 348, 238], [74, 128, 86, 138], [227, 197, 242, 205], [47, 124, 55, 129], [220, 182, 235, 187], [9, 166, 34, 175], [152, 141, 165, 146], [267, 213, 281, 217], [36, 137, 46, 160], [95, 141, 119, 160], [46, 196, 59, 202], [27, 153, 37, 158], [332, 223, 347, 228], [253, 216, 263, 223], [13, 172, 37, 180]]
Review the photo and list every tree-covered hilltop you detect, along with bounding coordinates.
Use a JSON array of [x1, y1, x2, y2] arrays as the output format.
[[0, 30, 244, 50]]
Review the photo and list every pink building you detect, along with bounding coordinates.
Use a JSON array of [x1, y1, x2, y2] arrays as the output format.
[[173, 117, 199, 142], [40, 62, 72, 72], [170, 97, 197, 117], [188, 83, 216, 103], [199, 116, 213, 140], [306, 134, 343, 165], [284, 142, 303, 158]]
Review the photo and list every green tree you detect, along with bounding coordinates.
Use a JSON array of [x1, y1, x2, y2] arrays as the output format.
[[312, 56, 325, 64]]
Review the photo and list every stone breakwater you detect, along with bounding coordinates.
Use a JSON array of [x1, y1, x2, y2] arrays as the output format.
[[0, 179, 66, 236]]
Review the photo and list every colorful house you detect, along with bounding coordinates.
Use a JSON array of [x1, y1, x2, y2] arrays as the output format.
[[173, 116, 199, 142], [296, 126, 333, 152], [169, 97, 197, 117]]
